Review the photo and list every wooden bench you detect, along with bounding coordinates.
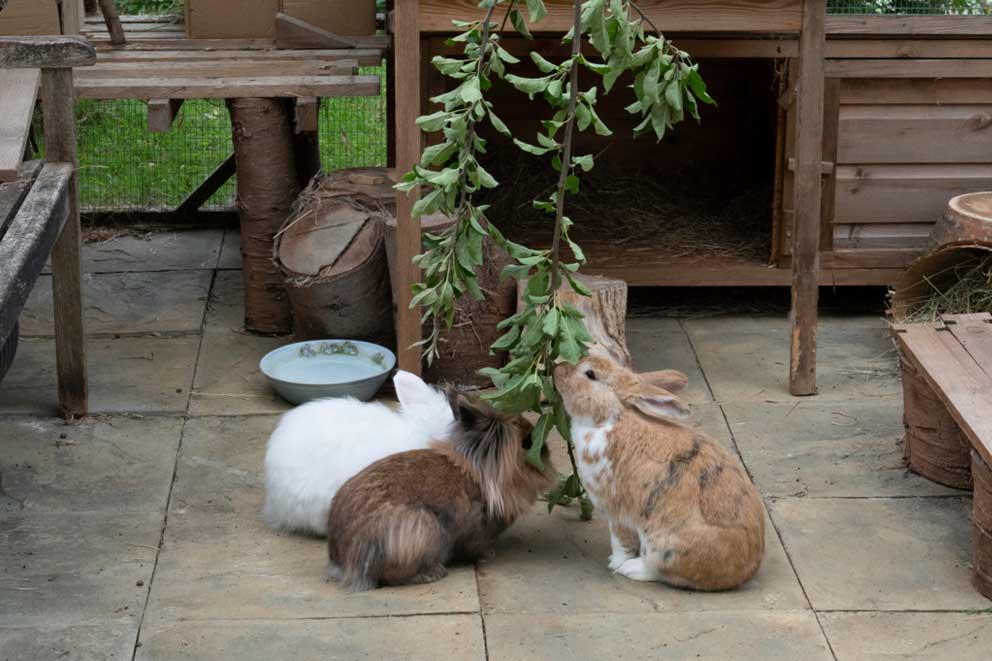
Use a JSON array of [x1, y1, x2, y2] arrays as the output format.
[[893, 313, 992, 600], [0, 36, 95, 418]]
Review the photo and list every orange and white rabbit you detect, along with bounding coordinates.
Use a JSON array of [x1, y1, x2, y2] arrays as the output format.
[[553, 357, 765, 591]]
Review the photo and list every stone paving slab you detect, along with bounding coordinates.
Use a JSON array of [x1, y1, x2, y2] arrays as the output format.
[[45, 230, 223, 274], [144, 509, 480, 622], [218, 230, 242, 270], [0, 512, 161, 627], [0, 336, 199, 415], [724, 399, 961, 498], [190, 332, 290, 416], [21, 271, 212, 336], [627, 322, 712, 405], [203, 270, 247, 334], [0, 622, 136, 661], [483, 611, 833, 661], [135, 615, 486, 661], [770, 497, 988, 611], [0, 416, 181, 514], [685, 316, 901, 403], [820, 611, 992, 660]]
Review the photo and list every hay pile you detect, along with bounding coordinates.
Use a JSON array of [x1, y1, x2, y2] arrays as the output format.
[[899, 253, 992, 323], [479, 149, 772, 261]]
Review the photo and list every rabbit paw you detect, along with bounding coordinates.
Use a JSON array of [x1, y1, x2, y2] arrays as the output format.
[[615, 557, 659, 582], [608, 550, 635, 572]]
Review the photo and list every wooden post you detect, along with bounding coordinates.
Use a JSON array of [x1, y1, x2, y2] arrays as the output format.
[[97, 0, 127, 46], [41, 68, 87, 417], [788, 0, 826, 396], [385, 0, 397, 169], [60, 0, 84, 35], [392, 0, 423, 374], [291, 97, 321, 190]]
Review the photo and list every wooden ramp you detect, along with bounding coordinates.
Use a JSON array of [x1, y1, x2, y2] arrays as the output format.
[[0, 68, 40, 182]]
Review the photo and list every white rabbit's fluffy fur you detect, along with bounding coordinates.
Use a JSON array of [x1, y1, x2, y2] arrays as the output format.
[[262, 371, 454, 537]]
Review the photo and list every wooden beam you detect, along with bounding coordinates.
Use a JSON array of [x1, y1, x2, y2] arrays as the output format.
[[97, 0, 126, 46], [820, 78, 841, 254], [786, 158, 833, 175], [89, 35, 390, 51], [0, 161, 45, 242], [393, 0, 423, 375], [0, 163, 72, 348], [826, 15, 992, 37], [293, 96, 319, 133], [825, 59, 992, 79], [0, 69, 41, 183], [75, 74, 381, 100], [0, 36, 96, 69], [41, 68, 87, 418], [175, 153, 236, 217], [275, 12, 358, 49], [93, 49, 380, 66], [789, 0, 826, 397], [825, 38, 992, 60], [61, 0, 84, 35], [77, 59, 360, 78], [146, 98, 183, 133]]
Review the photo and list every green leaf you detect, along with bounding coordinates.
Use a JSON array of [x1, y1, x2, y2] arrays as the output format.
[[572, 154, 594, 172], [567, 238, 586, 263], [565, 175, 580, 195], [664, 81, 683, 113], [475, 163, 499, 189], [459, 77, 482, 103], [579, 494, 594, 520], [513, 138, 553, 156], [542, 308, 560, 336], [411, 189, 441, 218], [491, 325, 521, 352], [432, 56, 464, 75], [488, 109, 512, 136], [505, 74, 550, 97], [510, 9, 533, 39], [415, 110, 451, 132], [495, 45, 521, 64], [530, 51, 558, 74], [527, 0, 547, 22], [420, 141, 457, 167], [687, 69, 716, 105], [526, 414, 552, 470]]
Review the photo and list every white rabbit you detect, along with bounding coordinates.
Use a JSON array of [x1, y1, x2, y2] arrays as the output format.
[[262, 371, 454, 537]]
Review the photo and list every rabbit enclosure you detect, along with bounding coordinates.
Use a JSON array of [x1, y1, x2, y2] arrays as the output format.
[[391, 0, 992, 392]]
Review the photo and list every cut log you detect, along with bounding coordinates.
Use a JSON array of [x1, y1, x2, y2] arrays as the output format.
[[517, 273, 631, 368], [227, 97, 298, 334], [973, 450, 992, 599], [275, 169, 394, 344], [931, 192, 992, 248]]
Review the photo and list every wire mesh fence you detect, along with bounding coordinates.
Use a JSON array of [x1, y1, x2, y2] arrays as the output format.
[[828, 0, 992, 13], [58, 66, 387, 212]]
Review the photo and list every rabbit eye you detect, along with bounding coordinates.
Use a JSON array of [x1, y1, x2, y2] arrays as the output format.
[[585, 370, 597, 381], [522, 433, 533, 450]]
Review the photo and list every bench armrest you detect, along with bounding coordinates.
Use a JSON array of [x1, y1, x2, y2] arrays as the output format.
[[0, 36, 96, 69]]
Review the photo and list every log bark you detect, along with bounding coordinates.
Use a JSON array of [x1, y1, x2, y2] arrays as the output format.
[[972, 451, 992, 599], [518, 273, 631, 368], [931, 192, 992, 249], [276, 169, 394, 344], [227, 97, 298, 334]]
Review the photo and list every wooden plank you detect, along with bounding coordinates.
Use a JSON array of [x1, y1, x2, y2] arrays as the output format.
[[840, 79, 992, 106], [431, 35, 799, 59], [0, 161, 45, 241], [0, 162, 71, 354], [94, 48, 382, 66], [834, 164, 992, 225], [838, 105, 992, 165], [832, 225, 931, 251], [393, 0, 423, 374], [75, 74, 381, 100], [826, 15, 992, 37], [62, 0, 83, 35], [789, 0, 826, 396], [275, 12, 357, 49], [818, 247, 921, 269], [0, 36, 96, 69], [826, 59, 992, 79], [0, 69, 41, 183], [820, 78, 840, 252], [418, 0, 804, 34], [175, 153, 236, 217], [97, 0, 127, 45], [826, 39, 992, 60], [293, 96, 319, 133], [41, 68, 87, 418], [77, 59, 359, 79], [146, 98, 183, 133], [90, 35, 389, 51], [894, 323, 992, 467], [943, 313, 992, 380]]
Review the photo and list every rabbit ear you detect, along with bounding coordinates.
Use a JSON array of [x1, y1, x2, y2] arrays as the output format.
[[394, 371, 434, 408], [639, 369, 689, 393], [624, 383, 690, 421]]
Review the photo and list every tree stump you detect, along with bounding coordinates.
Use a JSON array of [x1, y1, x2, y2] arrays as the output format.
[[227, 97, 299, 334], [931, 192, 992, 249], [972, 450, 992, 599], [518, 273, 631, 367], [900, 357, 973, 490], [275, 169, 394, 345]]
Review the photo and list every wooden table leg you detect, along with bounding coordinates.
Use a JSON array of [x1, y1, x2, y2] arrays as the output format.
[[97, 0, 127, 46], [392, 0, 423, 375], [42, 68, 88, 418], [789, 0, 826, 396]]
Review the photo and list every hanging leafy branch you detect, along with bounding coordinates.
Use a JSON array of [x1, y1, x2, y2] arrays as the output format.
[[398, 0, 714, 515]]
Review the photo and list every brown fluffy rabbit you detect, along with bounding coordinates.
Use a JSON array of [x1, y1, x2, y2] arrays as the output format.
[[554, 356, 765, 591], [326, 391, 554, 591]]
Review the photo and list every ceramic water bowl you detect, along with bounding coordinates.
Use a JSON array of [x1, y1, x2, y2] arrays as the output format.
[[259, 339, 395, 405]]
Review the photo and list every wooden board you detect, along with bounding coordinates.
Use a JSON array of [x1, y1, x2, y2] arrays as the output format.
[[75, 74, 380, 100], [417, 0, 804, 34], [0, 161, 44, 242], [77, 59, 359, 79], [832, 224, 930, 251], [146, 98, 183, 133], [834, 164, 992, 226], [0, 69, 40, 183], [826, 39, 992, 60], [826, 15, 992, 37], [826, 59, 992, 79], [0, 0, 61, 36], [894, 320, 992, 467], [838, 105, 992, 165], [94, 48, 383, 67], [840, 79, 992, 107]]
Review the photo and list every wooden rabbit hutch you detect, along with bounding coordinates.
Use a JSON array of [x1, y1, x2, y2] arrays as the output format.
[[391, 1, 992, 394]]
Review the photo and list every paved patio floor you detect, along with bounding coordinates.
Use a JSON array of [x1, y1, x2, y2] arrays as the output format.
[[1, 230, 990, 660]]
